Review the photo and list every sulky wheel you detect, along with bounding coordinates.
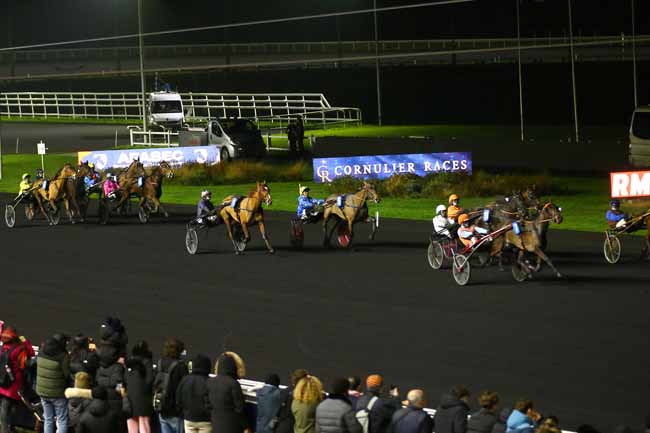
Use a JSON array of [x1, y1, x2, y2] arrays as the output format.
[[452, 255, 471, 286], [337, 223, 352, 248], [5, 204, 16, 228], [185, 227, 199, 255], [603, 236, 621, 264], [427, 241, 444, 269]]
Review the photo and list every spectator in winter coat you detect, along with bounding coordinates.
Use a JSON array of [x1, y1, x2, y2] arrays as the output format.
[[355, 375, 402, 433], [275, 369, 310, 433], [68, 334, 99, 384], [37, 334, 72, 433], [77, 386, 121, 433], [292, 375, 324, 433], [389, 390, 433, 433], [154, 338, 189, 433], [491, 408, 511, 433], [176, 354, 212, 433], [256, 374, 283, 433], [68, 372, 92, 432], [505, 399, 541, 433], [124, 341, 154, 433], [97, 317, 128, 362], [467, 391, 500, 433], [315, 378, 362, 433], [347, 377, 362, 410], [0, 326, 35, 433], [432, 385, 470, 433], [207, 352, 249, 433]]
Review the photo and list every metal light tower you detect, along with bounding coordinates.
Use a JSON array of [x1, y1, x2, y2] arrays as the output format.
[[516, 0, 524, 142], [631, 0, 638, 108], [138, 0, 147, 132], [373, 0, 382, 126], [567, 0, 579, 144]]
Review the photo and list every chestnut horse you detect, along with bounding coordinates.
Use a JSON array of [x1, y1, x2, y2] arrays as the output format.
[[219, 181, 274, 254], [33, 163, 87, 224], [140, 161, 174, 218], [322, 182, 380, 247]]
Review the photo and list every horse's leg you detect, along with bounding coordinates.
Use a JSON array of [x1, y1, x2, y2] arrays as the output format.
[[63, 199, 74, 224], [490, 237, 505, 271], [34, 193, 50, 222], [533, 247, 562, 278], [257, 219, 274, 254], [322, 213, 330, 248], [367, 215, 377, 240], [241, 215, 251, 243]]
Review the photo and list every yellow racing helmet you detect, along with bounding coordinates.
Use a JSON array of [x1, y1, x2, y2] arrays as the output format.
[[448, 194, 459, 204], [457, 213, 470, 225], [22, 173, 30, 180], [299, 185, 310, 195], [88, 162, 95, 169]]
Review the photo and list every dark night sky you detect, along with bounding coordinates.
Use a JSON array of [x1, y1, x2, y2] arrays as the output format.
[[1, 0, 649, 49]]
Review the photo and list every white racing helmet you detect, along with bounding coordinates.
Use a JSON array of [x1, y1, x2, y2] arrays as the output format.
[[201, 190, 212, 199], [436, 204, 447, 215]]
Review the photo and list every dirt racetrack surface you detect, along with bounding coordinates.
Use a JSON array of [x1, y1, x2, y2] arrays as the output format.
[[2, 196, 649, 430]]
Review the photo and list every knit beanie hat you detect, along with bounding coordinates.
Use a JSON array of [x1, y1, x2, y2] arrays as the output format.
[[366, 374, 383, 390], [74, 372, 92, 389], [0, 326, 18, 344]]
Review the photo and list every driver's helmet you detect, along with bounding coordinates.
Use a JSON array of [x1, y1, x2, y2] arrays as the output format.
[[88, 162, 95, 170], [106, 172, 112, 178], [610, 199, 621, 210], [201, 190, 212, 199], [448, 194, 459, 204], [299, 185, 310, 195], [22, 173, 30, 180], [436, 204, 447, 215], [458, 214, 470, 225], [35, 168, 44, 179]]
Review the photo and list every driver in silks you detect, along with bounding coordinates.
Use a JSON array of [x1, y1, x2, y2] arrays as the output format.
[[84, 163, 102, 192], [197, 190, 219, 225], [296, 185, 324, 220], [433, 204, 454, 238]]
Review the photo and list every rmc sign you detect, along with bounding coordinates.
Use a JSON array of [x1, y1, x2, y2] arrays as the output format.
[[610, 170, 650, 198]]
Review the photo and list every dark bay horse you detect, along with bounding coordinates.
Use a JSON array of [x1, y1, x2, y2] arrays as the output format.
[[322, 182, 380, 247], [140, 161, 174, 218], [114, 159, 146, 213], [219, 181, 274, 254]]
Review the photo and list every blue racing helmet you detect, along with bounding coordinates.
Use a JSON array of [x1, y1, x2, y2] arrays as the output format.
[[610, 199, 621, 208]]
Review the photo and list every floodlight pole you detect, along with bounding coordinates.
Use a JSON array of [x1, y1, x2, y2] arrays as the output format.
[[567, 0, 579, 144], [631, 0, 638, 108], [138, 0, 147, 132], [516, 0, 524, 143], [373, 0, 383, 126]]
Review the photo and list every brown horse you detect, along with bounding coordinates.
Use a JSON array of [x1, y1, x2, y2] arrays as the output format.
[[322, 182, 380, 247], [33, 163, 83, 224], [219, 181, 274, 255], [114, 159, 146, 213], [490, 201, 564, 278], [140, 161, 174, 218]]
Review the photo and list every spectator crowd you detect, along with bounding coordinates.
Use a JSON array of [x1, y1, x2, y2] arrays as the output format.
[[0, 319, 645, 433]]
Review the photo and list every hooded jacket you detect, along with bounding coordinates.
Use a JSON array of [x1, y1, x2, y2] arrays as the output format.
[[355, 390, 402, 433], [316, 395, 363, 433], [505, 410, 535, 433], [77, 389, 121, 433], [0, 338, 35, 401], [432, 393, 469, 433], [124, 350, 154, 418], [467, 409, 499, 433], [207, 354, 248, 433], [256, 384, 283, 433], [176, 354, 211, 422], [389, 406, 433, 433], [36, 338, 70, 398]]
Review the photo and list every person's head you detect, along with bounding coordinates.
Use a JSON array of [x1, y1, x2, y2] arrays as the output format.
[[35, 168, 44, 179], [300, 185, 310, 197], [406, 389, 426, 409], [458, 214, 470, 227], [162, 337, 185, 360], [293, 375, 324, 404], [265, 373, 281, 387], [189, 354, 212, 376], [290, 369, 309, 386], [74, 371, 92, 389], [69, 333, 89, 352], [436, 204, 447, 217], [450, 385, 470, 403], [348, 376, 361, 392], [330, 377, 350, 396], [366, 374, 384, 393], [22, 173, 31, 181], [477, 391, 499, 411], [0, 326, 18, 344], [449, 194, 459, 206], [88, 163, 95, 171], [514, 398, 534, 414], [201, 190, 212, 201], [610, 199, 621, 211], [215, 351, 246, 379], [106, 172, 112, 179], [131, 340, 152, 359]]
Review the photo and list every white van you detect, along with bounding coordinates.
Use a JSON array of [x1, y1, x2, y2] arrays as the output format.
[[629, 106, 650, 167], [148, 92, 184, 131]]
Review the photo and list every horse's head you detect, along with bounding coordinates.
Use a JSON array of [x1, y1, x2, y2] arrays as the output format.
[[77, 161, 91, 177], [256, 180, 272, 206], [541, 201, 563, 224], [126, 158, 146, 178], [362, 181, 381, 204], [522, 185, 540, 208], [159, 161, 174, 179]]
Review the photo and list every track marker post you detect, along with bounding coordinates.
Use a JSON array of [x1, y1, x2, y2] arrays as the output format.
[[37, 140, 47, 175]]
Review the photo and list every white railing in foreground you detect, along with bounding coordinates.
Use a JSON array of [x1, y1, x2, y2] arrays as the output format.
[[0, 92, 362, 128]]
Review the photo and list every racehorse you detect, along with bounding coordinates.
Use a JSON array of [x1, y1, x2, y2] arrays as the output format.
[[140, 161, 174, 218], [219, 181, 274, 254], [114, 159, 146, 214], [322, 182, 380, 248], [33, 163, 83, 224], [489, 202, 564, 278], [74, 161, 93, 220]]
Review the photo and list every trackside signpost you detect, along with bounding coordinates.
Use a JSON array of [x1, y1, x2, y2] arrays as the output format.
[[37, 140, 47, 174], [610, 170, 650, 198]]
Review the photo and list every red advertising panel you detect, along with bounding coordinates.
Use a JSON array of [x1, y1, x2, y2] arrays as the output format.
[[610, 170, 650, 198]]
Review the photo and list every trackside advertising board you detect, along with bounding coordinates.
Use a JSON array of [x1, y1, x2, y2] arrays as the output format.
[[610, 170, 650, 198], [77, 146, 220, 169], [313, 152, 472, 183]]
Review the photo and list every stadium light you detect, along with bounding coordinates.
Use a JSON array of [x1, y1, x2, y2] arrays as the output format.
[[138, 0, 147, 133], [567, 0, 579, 144]]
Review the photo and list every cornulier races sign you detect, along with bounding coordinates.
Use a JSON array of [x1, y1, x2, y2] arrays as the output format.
[[77, 146, 221, 169], [610, 170, 650, 198], [313, 152, 472, 183]]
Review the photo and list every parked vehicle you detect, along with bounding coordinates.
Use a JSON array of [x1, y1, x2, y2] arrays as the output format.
[[629, 106, 650, 167], [149, 91, 185, 131], [179, 118, 266, 162]]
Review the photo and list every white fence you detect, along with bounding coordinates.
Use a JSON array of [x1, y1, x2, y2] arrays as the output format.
[[0, 92, 362, 129]]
